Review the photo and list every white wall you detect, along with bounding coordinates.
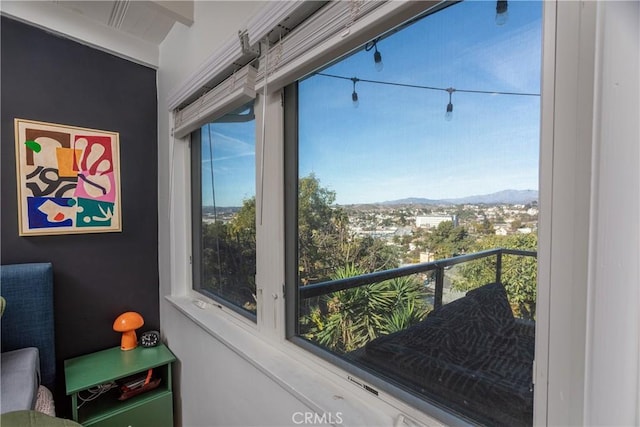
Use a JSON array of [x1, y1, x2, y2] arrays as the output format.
[[155, 2, 640, 427], [155, 3, 313, 426], [162, 308, 311, 427], [584, 1, 640, 425]]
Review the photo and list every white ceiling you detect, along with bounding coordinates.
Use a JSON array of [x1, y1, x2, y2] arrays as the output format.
[[51, 0, 194, 45]]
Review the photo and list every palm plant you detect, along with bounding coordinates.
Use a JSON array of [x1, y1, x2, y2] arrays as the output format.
[[379, 276, 430, 334], [308, 265, 430, 353]]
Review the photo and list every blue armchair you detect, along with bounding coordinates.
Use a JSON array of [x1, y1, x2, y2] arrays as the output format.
[[1, 263, 56, 413]]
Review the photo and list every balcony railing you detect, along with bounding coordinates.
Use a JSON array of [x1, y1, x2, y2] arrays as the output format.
[[299, 248, 537, 309]]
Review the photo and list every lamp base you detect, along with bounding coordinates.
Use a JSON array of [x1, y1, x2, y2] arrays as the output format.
[[120, 330, 138, 351]]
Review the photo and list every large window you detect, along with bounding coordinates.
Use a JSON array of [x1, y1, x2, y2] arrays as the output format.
[[287, 1, 542, 426], [191, 104, 257, 320]]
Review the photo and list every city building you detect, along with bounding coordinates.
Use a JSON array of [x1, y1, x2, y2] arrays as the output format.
[[415, 215, 456, 229]]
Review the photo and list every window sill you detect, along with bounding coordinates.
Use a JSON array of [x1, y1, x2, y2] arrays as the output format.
[[164, 295, 446, 427]]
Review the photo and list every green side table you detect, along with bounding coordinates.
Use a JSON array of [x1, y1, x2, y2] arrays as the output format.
[[64, 344, 176, 427]]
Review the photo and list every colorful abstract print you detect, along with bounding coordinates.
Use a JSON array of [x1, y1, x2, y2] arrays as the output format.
[[15, 119, 121, 235]]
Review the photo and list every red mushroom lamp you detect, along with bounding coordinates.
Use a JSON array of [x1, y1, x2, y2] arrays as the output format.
[[113, 312, 144, 351]]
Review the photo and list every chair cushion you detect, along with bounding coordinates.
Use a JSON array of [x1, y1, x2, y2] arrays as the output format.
[[358, 283, 532, 426], [1, 348, 40, 413]]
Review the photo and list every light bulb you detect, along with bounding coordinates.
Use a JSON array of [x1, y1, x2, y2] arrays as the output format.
[[445, 102, 453, 121], [374, 50, 383, 72], [496, 0, 508, 25], [351, 77, 360, 108]]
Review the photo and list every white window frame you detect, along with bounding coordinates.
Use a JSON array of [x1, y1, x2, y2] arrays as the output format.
[[282, 3, 546, 424], [189, 111, 258, 322], [163, 1, 604, 425]]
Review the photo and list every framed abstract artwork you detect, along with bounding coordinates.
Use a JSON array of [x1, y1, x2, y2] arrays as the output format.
[[14, 119, 122, 236]]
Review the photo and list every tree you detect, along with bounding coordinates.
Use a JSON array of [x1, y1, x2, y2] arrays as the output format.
[[510, 219, 523, 231], [475, 217, 495, 235], [397, 210, 410, 226], [201, 197, 256, 313], [230, 197, 256, 240], [297, 174, 402, 285], [349, 236, 400, 273], [298, 174, 347, 284], [454, 207, 476, 223], [452, 233, 537, 319], [425, 221, 472, 259]]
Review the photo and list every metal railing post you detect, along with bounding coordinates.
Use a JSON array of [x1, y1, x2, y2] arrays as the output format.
[[434, 265, 444, 309], [496, 250, 503, 284]]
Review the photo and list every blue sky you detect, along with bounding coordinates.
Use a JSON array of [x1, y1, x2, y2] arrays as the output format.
[[203, 0, 542, 207], [201, 120, 255, 207]]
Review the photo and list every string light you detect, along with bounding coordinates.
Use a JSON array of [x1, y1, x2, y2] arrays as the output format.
[[351, 77, 360, 108], [365, 38, 384, 72], [496, 1, 508, 26], [445, 88, 455, 122], [315, 72, 540, 120]]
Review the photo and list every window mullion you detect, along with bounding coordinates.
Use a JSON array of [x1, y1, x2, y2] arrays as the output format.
[[255, 90, 287, 340]]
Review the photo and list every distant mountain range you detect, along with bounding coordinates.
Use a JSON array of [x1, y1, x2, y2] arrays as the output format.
[[381, 189, 538, 206]]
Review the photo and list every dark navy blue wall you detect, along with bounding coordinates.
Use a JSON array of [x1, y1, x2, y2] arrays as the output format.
[[1, 17, 159, 412]]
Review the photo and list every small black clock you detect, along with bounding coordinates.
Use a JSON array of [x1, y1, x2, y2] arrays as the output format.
[[140, 330, 160, 348]]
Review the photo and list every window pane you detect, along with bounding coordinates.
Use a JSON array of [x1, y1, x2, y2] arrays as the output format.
[[194, 106, 256, 318], [292, 1, 541, 425]]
